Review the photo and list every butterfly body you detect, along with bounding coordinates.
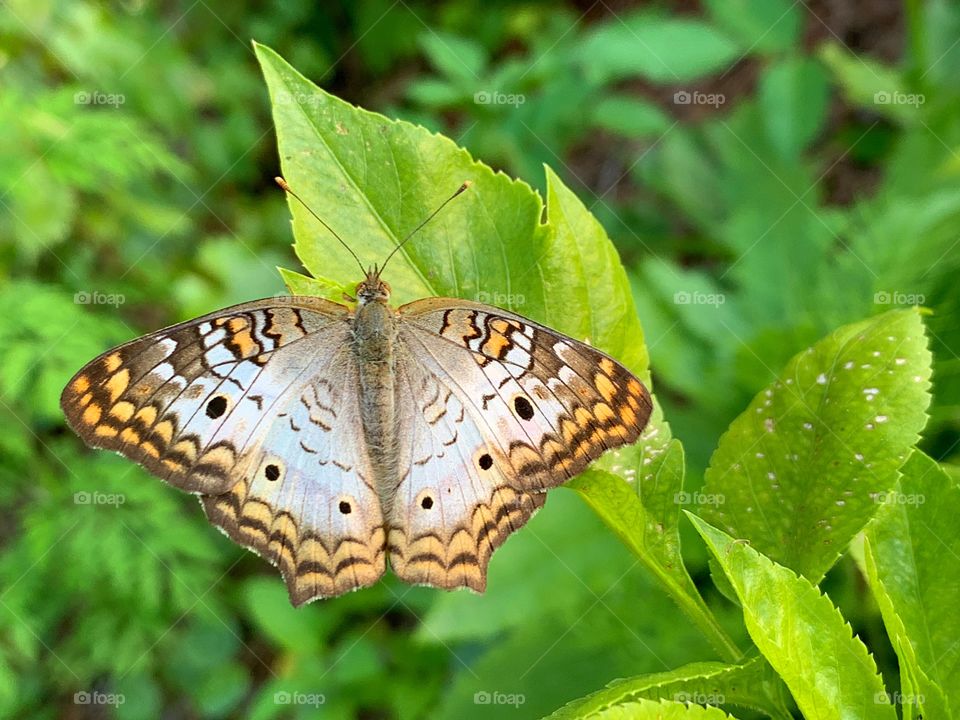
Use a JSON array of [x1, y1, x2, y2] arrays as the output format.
[[354, 281, 400, 501], [62, 269, 652, 606]]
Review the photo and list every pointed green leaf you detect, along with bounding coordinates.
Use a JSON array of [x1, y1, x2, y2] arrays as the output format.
[[255, 43, 647, 373], [689, 515, 896, 720], [278, 267, 349, 298], [546, 657, 789, 719], [701, 309, 932, 581], [863, 451, 960, 719], [552, 697, 742, 719]]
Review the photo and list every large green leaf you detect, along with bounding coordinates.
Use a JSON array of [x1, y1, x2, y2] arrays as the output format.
[[701, 309, 932, 581], [863, 451, 960, 719], [546, 657, 789, 719], [255, 43, 647, 374], [689, 516, 896, 720], [561, 697, 741, 719]]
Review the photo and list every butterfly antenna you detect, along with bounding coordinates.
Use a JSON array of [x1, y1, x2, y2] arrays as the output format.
[[379, 181, 472, 275], [274, 177, 366, 276]]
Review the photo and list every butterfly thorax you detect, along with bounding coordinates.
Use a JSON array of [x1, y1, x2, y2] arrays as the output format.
[[353, 287, 400, 502]]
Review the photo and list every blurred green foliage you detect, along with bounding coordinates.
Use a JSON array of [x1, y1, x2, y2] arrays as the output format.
[[2, 1, 959, 718]]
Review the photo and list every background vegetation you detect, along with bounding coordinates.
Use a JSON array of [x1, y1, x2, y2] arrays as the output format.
[[1, 1, 958, 718]]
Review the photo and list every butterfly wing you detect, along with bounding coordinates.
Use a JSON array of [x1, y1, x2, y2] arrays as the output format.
[[61, 298, 386, 605], [388, 298, 652, 590]]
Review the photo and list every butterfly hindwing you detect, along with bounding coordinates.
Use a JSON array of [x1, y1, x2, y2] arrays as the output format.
[[387, 352, 546, 591], [388, 298, 652, 591], [201, 342, 387, 605]]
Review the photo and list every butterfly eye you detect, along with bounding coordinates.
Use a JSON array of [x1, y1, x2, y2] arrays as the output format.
[[338, 500, 352, 515], [420, 496, 434, 510], [264, 464, 280, 481], [478, 453, 493, 470], [205, 395, 228, 419], [513, 396, 535, 421]]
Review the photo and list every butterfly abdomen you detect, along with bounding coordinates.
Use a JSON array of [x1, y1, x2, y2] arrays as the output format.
[[353, 300, 400, 502]]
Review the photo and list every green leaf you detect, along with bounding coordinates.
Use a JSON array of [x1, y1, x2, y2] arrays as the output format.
[[863, 451, 960, 719], [580, 15, 741, 84], [242, 577, 335, 654], [702, 0, 802, 53], [547, 657, 789, 719], [406, 77, 468, 108], [418, 31, 487, 87], [256, 42, 647, 370], [554, 697, 742, 719], [819, 43, 923, 125], [689, 515, 897, 720], [278, 267, 351, 299], [590, 95, 673, 137], [701, 309, 932, 581], [192, 661, 250, 718], [759, 56, 830, 159]]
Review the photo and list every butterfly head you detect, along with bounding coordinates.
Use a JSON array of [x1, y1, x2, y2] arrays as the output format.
[[356, 266, 391, 304]]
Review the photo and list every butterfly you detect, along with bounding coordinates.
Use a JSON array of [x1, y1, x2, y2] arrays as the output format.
[[61, 178, 652, 606]]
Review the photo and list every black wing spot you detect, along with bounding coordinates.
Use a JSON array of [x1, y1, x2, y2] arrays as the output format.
[[478, 453, 493, 470], [514, 396, 535, 420], [264, 464, 280, 481], [421, 496, 434, 510], [339, 500, 352, 515], [205, 395, 228, 419]]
